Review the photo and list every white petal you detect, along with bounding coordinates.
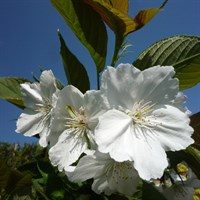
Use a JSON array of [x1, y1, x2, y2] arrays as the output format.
[[84, 90, 108, 130], [172, 92, 192, 116], [129, 132, 168, 180], [48, 112, 66, 147], [21, 82, 43, 109], [64, 166, 76, 180], [92, 176, 111, 195], [108, 161, 139, 196], [101, 64, 178, 109], [48, 108, 66, 147], [49, 130, 88, 171], [48, 130, 62, 148], [101, 64, 140, 110], [48, 85, 84, 145], [16, 108, 44, 136], [95, 109, 133, 162], [53, 85, 84, 123], [70, 154, 103, 182], [60, 85, 84, 111], [38, 126, 50, 147], [137, 65, 178, 104], [152, 105, 194, 151], [71, 152, 114, 195], [40, 70, 58, 100]]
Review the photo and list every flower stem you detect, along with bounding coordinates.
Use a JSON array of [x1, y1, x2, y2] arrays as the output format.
[[97, 70, 100, 90], [111, 35, 124, 67]]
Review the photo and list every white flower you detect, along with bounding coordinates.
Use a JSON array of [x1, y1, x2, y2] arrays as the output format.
[[16, 70, 59, 147], [48, 85, 107, 172], [95, 64, 194, 181], [70, 151, 140, 196]]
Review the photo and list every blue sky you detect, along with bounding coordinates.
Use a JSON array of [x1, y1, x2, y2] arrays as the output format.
[[0, 0, 200, 144]]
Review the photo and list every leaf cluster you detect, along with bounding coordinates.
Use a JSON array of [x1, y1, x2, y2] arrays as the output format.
[[0, 143, 80, 200], [0, 143, 166, 200]]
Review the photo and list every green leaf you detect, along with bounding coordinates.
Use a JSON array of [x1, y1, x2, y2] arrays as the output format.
[[0, 160, 10, 190], [0, 77, 30, 108], [108, 0, 128, 13], [51, 191, 65, 200], [142, 181, 167, 200], [6, 171, 32, 195], [82, 0, 166, 37], [0, 159, 32, 197], [190, 112, 200, 145], [133, 35, 200, 90], [82, 0, 167, 66], [185, 146, 200, 178], [58, 31, 90, 93], [186, 146, 200, 164], [34, 161, 70, 200], [134, 181, 167, 200], [51, 0, 107, 72], [13, 195, 33, 200]]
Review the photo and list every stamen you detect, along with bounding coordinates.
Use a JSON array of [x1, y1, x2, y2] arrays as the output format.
[[65, 105, 79, 119], [65, 106, 86, 130], [64, 106, 92, 148], [128, 99, 160, 129], [35, 96, 52, 113], [64, 106, 89, 139], [34, 97, 52, 128]]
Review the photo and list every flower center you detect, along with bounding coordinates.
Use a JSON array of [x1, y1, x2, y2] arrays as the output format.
[[35, 97, 52, 114], [65, 106, 86, 130], [35, 97, 52, 125], [65, 106, 91, 149], [105, 161, 134, 184], [128, 99, 157, 129]]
